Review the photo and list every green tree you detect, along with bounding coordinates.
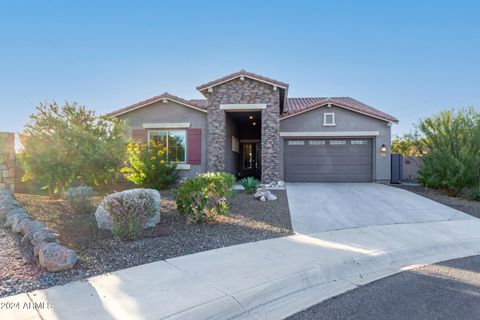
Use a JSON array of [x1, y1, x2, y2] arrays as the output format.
[[121, 140, 180, 190], [19, 101, 126, 195], [391, 135, 420, 156]]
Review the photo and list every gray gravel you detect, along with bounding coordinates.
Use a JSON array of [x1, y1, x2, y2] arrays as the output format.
[[288, 255, 480, 320], [393, 184, 480, 218], [1, 190, 293, 298]]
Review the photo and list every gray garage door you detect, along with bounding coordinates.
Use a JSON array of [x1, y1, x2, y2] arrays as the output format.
[[284, 138, 373, 182]]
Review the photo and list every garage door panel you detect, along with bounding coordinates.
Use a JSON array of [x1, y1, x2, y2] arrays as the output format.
[[284, 138, 373, 182]]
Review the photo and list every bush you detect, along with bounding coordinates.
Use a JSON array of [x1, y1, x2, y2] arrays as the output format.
[[64, 186, 95, 213], [121, 141, 180, 190], [466, 186, 480, 201], [240, 177, 260, 194], [414, 108, 480, 195], [175, 172, 236, 223], [19, 101, 126, 195], [102, 189, 159, 240]]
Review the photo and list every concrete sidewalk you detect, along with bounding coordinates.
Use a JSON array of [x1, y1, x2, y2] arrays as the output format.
[[3, 219, 480, 320]]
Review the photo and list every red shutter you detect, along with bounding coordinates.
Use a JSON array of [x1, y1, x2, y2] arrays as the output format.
[[131, 129, 147, 143], [187, 128, 201, 165]]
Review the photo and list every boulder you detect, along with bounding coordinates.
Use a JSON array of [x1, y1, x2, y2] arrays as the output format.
[[30, 229, 58, 247], [95, 188, 161, 230], [39, 243, 78, 272], [254, 188, 277, 201], [12, 216, 32, 234], [21, 226, 53, 246], [21, 220, 44, 235], [4, 208, 29, 228]]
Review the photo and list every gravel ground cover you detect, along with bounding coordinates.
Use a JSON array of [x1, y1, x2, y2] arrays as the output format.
[[393, 184, 480, 218], [0, 190, 293, 297]]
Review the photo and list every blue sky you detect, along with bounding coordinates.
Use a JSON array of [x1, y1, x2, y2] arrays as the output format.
[[0, 0, 479, 137]]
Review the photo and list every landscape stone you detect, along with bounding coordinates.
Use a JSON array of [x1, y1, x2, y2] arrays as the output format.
[[39, 243, 78, 272]]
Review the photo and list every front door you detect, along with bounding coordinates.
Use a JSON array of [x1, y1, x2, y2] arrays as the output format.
[[240, 143, 261, 179]]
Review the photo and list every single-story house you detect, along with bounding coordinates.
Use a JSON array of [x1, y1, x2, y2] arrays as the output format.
[[108, 70, 398, 183]]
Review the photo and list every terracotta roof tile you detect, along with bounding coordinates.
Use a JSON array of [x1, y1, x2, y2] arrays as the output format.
[[196, 70, 289, 91], [283, 97, 398, 123], [107, 92, 206, 117]]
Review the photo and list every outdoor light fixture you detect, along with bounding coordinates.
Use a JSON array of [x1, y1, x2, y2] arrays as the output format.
[[380, 144, 387, 157], [252, 122, 257, 126], [249, 115, 254, 119]]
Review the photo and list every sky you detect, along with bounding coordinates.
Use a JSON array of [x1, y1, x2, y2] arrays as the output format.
[[0, 0, 479, 139]]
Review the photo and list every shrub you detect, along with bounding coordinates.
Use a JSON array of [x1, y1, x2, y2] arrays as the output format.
[[414, 108, 480, 195], [19, 101, 126, 195], [64, 186, 95, 214], [102, 189, 159, 240], [465, 186, 480, 201], [175, 172, 236, 223], [240, 177, 260, 194], [121, 141, 180, 190]]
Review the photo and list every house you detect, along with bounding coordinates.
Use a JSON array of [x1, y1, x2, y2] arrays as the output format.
[[108, 70, 398, 183]]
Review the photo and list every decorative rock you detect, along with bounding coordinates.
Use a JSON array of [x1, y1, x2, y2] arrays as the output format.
[[30, 229, 58, 247], [262, 180, 285, 189], [22, 220, 44, 235], [95, 188, 161, 230], [12, 216, 32, 234], [254, 188, 277, 201], [39, 243, 78, 272], [4, 208, 29, 228], [21, 227, 53, 246]]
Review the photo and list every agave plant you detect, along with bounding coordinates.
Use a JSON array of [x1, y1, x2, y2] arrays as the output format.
[[240, 177, 260, 194]]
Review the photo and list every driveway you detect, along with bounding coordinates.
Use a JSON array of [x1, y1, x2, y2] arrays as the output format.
[[286, 183, 474, 234]]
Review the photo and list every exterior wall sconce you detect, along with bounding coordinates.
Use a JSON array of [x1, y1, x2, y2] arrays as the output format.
[[380, 144, 387, 157]]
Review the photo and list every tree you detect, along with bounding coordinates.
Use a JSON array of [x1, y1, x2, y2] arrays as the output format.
[[19, 101, 126, 195], [391, 135, 420, 156]]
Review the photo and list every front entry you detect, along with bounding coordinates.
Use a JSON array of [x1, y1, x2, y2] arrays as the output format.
[[284, 138, 373, 182], [240, 142, 262, 179]]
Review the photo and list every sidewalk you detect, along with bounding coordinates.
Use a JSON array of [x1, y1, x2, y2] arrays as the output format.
[[3, 219, 480, 320]]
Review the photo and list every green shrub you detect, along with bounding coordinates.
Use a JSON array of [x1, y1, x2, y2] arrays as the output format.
[[102, 189, 159, 240], [121, 141, 180, 190], [414, 108, 480, 195], [175, 172, 236, 223], [64, 186, 95, 213], [19, 101, 126, 195], [465, 186, 480, 201], [240, 177, 260, 194]]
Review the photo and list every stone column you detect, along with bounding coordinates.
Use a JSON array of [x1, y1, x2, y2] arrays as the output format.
[[0, 132, 15, 192], [261, 98, 281, 183], [206, 102, 226, 172]]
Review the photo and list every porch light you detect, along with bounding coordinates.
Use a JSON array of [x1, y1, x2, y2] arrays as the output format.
[[249, 115, 254, 119], [252, 122, 257, 126], [380, 144, 387, 157]]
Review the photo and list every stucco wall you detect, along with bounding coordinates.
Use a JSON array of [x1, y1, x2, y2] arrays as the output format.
[[116, 100, 207, 177], [205, 78, 281, 182], [280, 105, 392, 182], [0, 132, 15, 192]]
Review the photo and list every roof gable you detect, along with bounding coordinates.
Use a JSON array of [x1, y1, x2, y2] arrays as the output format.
[[196, 70, 289, 92], [107, 92, 207, 117], [282, 97, 398, 123]]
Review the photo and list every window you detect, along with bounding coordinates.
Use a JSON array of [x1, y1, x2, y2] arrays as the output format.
[[288, 140, 305, 145], [243, 144, 253, 169], [323, 113, 336, 126], [351, 140, 369, 145], [148, 130, 186, 162], [309, 140, 326, 145], [232, 136, 240, 153], [330, 140, 346, 145]]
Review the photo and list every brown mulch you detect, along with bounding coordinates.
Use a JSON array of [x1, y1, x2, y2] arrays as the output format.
[[0, 190, 293, 297]]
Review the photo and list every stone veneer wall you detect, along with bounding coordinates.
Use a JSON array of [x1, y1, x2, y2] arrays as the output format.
[[0, 132, 15, 192], [205, 78, 281, 182]]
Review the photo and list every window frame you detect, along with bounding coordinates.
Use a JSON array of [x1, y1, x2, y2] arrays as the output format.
[[323, 112, 336, 126], [148, 129, 187, 163]]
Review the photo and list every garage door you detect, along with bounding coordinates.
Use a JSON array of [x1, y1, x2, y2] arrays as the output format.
[[284, 138, 373, 182]]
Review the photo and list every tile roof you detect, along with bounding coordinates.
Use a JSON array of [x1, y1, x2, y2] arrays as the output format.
[[107, 92, 206, 117], [283, 97, 399, 123], [196, 69, 289, 91]]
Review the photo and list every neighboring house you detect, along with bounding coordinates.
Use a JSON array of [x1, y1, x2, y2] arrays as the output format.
[[108, 70, 398, 183]]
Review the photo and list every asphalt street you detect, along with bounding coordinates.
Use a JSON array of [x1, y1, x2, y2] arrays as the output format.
[[287, 255, 480, 320]]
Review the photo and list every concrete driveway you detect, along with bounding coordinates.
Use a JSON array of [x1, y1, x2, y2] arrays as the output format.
[[286, 183, 474, 234]]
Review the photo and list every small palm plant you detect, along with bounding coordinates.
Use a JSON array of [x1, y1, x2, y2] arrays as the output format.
[[240, 177, 260, 194]]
